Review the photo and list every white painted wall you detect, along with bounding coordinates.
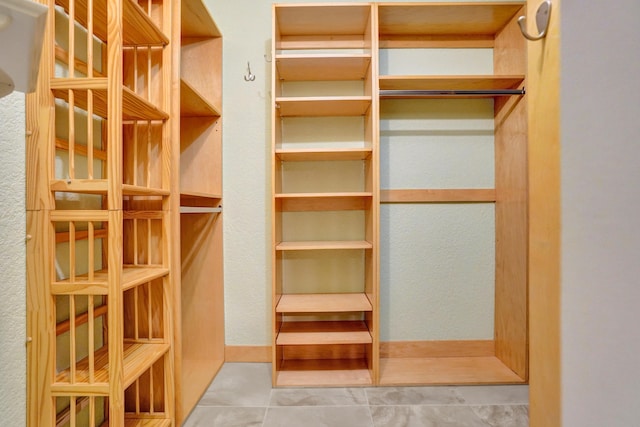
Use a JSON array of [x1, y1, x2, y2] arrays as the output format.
[[0, 92, 26, 426], [561, 1, 640, 426]]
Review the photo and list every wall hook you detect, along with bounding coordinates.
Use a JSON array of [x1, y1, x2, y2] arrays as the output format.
[[518, 0, 552, 41], [244, 61, 256, 81], [264, 53, 272, 63]]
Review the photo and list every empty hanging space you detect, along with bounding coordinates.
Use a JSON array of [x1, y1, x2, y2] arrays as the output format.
[[376, 2, 528, 386]]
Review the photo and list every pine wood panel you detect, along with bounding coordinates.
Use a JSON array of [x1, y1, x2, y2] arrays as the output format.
[[379, 356, 525, 385], [225, 346, 272, 362], [180, 117, 222, 197], [276, 240, 373, 251], [276, 4, 371, 37], [180, 80, 220, 117], [122, 417, 172, 426], [181, 37, 222, 111], [277, 321, 372, 345], [276, 54, 372, 81], [276, 148, 372, 162], [181, 0, 221, 38], [380, 340, 495, 358], [276, 97, 372, 117], [276, 293, 373, 313], [276, 192, 373, 212], [380, 189, 496, 203], [377, 3, 524, 36], [276, 358, 372, 386]]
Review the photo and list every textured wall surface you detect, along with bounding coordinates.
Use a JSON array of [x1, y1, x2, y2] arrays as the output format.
[[206, 0, 519, 346], [0, 92, 26, 426]]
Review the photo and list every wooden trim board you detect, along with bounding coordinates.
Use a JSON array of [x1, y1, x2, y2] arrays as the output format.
[[225, 346, 271, 362]]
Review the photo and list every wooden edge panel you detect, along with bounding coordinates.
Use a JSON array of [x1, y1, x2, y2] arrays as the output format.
[[225, 346, 272, 363], [380, 340, 495, 358], [381, 189, 496, 203]]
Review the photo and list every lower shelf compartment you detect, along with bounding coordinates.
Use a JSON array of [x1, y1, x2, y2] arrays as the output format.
[[101, 418, 171, 427], [277, 321, 372, 345], [379, 356, 526, 385], [275, 358, 372, 387]]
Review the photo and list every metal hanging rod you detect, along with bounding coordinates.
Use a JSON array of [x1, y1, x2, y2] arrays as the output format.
[[379, 88, 526, 98], [179, 206, 222, 214]]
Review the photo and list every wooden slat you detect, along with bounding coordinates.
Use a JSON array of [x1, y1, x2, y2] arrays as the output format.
[[122, 185, 170, 197], [56, 0, 169, 46], [55, 225, 107, 243], [123, 211, 164, 220], [52, 282, 109, 295], [55, 45, 106, 78], [276, 359, 372, 387], [379, 34, 494, 49], [51, 179, 109, 194], [378, 75, 524, 91], [51, 266, 168, 293], [380, 189, 496, 203], [379, 356, 525, 385], [278, 35, 366, 51], [276, 97, 371, 117], [50, 210, 109, 222], [276, 192, 372, 212], [276, 293, 372, 313], [123, 418, 172, 427], [276, 240, 372, 251], [277, 321, 372, 345], [377, 3, 524, 37], [276, 54, 372, 81], [56, 137, 108, 161], [56, 304, 108, 336], [276, 148, 372, 162]]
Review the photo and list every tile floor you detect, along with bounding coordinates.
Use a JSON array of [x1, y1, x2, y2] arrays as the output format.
[[183, 363, 529, 427]]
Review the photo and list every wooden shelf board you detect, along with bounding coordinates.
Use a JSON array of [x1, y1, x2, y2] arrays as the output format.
[[276, 240, 372, 251], [276, 358, 372, 387], [277, 321, 372, 345], [56, 0, 168, 46], [377, 3, 524, 37], [180, 191, 222, 208], [51, 266, 168, 293], [276, 4, 371, 37], [379, 75, 525, 91], [276, 97, 372, 117], [276, 54, 372, 81], [181, 0, 221, 38], [122, 184, 170, 197], [276, 293, 372, 313], [49, 180, 169, 197], [276, 148, 372, 161], [276, 192, 372, 212], [381, 189, 496, 203], [55, 342, 169, 387], [51, 82, 168, 120], [379, 356, 526, 386], [180, 79, 221, 117]]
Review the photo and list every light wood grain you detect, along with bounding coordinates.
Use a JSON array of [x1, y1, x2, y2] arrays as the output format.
[[381, 189, 496, 203], [379, 356, 525, 385], [225, 346, 272, 362], [180, 79, 220, 117], [181, 0, 221, 38], [56, 137, 108, 161], [381, 340, 495, 358], [276, 192, 372, 212], [526, 0, 562, 425], [277, 321, 372, 345], [276, 54, 372, 81], [181, 37, 222, 111], [379, 75, 524, 91], [276, 4, 371, 37], [276, 240, 373, 251], [276, 293, 373, 313], [276, 97, 372, 117], [276, 358, 372, 386], [276, 148, 372, 162], [180, 117, 222, 197]]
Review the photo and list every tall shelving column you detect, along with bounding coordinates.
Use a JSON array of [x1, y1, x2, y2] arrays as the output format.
[[26, 0, 175, 424], [173, 0, 224, 423], [376, 1, 528, 385], [271, 3, 379, 387]]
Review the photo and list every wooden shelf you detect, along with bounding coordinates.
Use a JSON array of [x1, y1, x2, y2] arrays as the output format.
[[379, 356, 526, 386], [276, 192, 372, 211], [180, 191, 222, 208], [55, 342, 170, 387], [275, 358, 372, 387], [276, 97, 372, 117], [277, 321, 372, 345], [181, 0, 221, 38], [276, 293, 372, 313], [379, 75, 525, 91], [276, 54, 372, 81], [51, 266, 169, 293], [378, 3, 523, 38], [51, 80, 169, 120], [276, 5, 371, 38], [56, 0, 169, 46], [276, 240, 372, 251], [180, 79, 221, 117], [380, 189, 496, 203], [276, 148, 372, 162], [50, 180, 169, 197]]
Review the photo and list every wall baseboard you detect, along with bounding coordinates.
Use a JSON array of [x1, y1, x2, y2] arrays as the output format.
[[225, 345, 271, 362], [224, 340, 494, 363]]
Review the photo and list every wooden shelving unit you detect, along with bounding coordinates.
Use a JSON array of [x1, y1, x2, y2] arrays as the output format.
[[27, 0, 225, 425], [174, 0, 224, 424], [376, 1, 528, 385], [272, 3, 378, 387], [26, 0, 175, 424], [272, 1, 528, 387]]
